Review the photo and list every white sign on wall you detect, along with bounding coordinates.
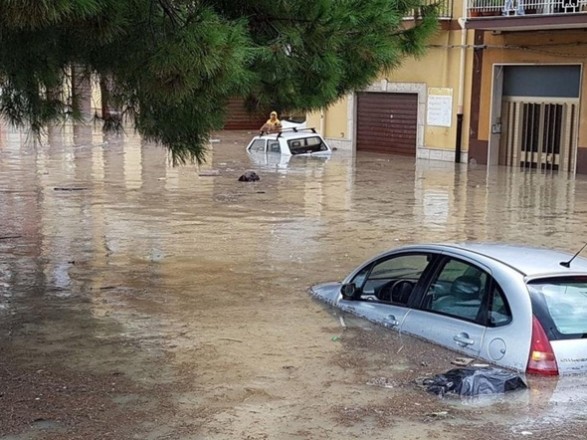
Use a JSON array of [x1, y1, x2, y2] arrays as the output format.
[[427, 88, 453, 127]]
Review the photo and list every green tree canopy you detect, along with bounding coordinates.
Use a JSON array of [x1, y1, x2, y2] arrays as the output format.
[[0, 0, 438, 163]]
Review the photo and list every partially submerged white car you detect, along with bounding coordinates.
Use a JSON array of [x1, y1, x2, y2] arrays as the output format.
[[311, 243, 587, 376], [246, 127, 332, 156]]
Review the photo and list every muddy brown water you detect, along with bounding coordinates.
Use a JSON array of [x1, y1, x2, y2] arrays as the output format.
[[2, 124, 587, 439]]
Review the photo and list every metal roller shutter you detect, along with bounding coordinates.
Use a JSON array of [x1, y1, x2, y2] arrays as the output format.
[[222, 98, 268, 130], [356, 92, 418, 156]]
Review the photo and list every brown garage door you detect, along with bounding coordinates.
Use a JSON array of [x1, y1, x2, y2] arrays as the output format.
[[356, 92, 418, 156], [222, 98, 268, 130]]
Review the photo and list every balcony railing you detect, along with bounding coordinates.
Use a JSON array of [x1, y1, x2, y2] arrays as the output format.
[[409, 0, 454, 19], [436, 0, 455, 18], [468, 0, 586, 16]]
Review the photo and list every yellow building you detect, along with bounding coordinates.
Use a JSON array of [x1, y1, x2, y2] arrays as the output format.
[[309, 0, 587, 174]]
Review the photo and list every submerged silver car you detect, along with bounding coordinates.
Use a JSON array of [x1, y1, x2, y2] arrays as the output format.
[[310, 243, 587, 376]]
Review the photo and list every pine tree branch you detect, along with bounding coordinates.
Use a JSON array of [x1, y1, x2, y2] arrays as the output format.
[[157, 0, 183, 26]]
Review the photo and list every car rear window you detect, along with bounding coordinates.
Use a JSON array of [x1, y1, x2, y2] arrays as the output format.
[[528, 276, 587, 336]]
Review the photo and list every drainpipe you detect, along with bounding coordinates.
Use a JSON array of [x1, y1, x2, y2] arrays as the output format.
[[455, 2, 468, 164]]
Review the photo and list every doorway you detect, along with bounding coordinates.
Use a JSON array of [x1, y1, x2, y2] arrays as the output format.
[[500, 98, 578, 172], [489, 64, 581, 173]]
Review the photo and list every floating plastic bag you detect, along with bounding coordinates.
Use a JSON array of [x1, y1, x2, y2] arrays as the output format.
[[423, 367, 527, 397]]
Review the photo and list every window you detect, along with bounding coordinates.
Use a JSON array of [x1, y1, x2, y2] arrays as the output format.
[[352, 266, 371, 290], [306, 136, 322, 147], [487, 284, 512, 327], [354, 254, 431, 305], [528, 276, 587, 336], [287, 136, 328, 154], [249, 139, 266, 152], [268, 141, 280, 152], [424, 259, 487, 322]]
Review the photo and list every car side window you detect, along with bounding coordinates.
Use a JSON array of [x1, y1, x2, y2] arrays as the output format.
[[288, 139, 303, 154], [249, 139, 266, 152], [424, 258, 488, 322], [354, 254, 432, 306], [487, 284, 512, 327], [306, 136, 327, 150], [268, 141, 280, 152]]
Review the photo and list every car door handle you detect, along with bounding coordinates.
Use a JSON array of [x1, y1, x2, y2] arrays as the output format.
[[453, 333, 475, 347], [384, 315, 399, 328]]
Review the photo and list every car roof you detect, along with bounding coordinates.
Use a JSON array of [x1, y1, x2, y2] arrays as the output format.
[[256, 130, 322, 140], [399, 243, 587, 277]]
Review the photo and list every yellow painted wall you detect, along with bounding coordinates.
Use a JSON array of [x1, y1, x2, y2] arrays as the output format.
[[307, 111, 321, 132], [386, 30, 476, 152], [307, 97, 349, 140], [325, 98, 349, 139], [478, 31, 587, 147], [310, 27, 478, 154]]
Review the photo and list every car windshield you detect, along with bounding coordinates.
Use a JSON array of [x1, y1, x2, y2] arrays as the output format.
[[287, 136, 328, 155], [528, 276, 587, 336]]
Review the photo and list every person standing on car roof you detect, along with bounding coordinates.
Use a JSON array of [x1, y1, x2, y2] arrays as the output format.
[[261, 111, 282, 133]]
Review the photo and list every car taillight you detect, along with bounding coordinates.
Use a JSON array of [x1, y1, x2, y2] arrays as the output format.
[[527, 316, 559, 376]]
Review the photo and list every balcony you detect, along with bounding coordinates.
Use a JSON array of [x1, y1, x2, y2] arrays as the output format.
[[436, 0, 455, 18], [404, 0, 454, 20], [467, 0, 587, 30]]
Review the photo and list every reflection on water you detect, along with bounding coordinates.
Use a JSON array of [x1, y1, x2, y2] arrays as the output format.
[[247, 150, 331, 171], [2, 122, 587, 438]]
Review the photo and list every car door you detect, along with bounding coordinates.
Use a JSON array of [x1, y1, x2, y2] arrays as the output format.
[[267, 140, 281, 154], [477, 279, 524, 370], [337, 252, 437, 331], [401, 256, 489, 358]]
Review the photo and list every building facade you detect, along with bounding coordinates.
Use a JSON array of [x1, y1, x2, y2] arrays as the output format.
[[308, 0, 587, 174]]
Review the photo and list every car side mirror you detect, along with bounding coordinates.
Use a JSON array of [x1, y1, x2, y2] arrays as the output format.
[[341, 283, 359, 300]]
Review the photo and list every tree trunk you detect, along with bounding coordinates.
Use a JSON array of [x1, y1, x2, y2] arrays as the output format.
[[99, 74, 112, 120], [71, 64, 92, 122]]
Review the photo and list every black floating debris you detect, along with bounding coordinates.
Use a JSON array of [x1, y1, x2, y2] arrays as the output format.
[[421, 367, 527, 397], [238, 171, 260, 182]]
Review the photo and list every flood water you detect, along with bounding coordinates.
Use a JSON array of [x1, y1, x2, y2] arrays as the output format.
[[2, 123, 587, 439]]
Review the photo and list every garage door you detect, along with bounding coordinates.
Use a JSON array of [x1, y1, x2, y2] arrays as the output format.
[[222, 98, 268, 130], [356, 92, 418, 156]]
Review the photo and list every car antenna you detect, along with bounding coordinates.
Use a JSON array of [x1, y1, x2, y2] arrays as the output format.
[[560, 242, 587, 268]]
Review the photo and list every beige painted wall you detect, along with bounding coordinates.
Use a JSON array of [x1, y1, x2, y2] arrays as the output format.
[[306, 111, 321, 132], [478, 31, 586, 147], [307, 97, 349, 140], [386, 30, 474, 151]]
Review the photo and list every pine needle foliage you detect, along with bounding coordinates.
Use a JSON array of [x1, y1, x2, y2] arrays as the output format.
[[0, 0, 438, 164]]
